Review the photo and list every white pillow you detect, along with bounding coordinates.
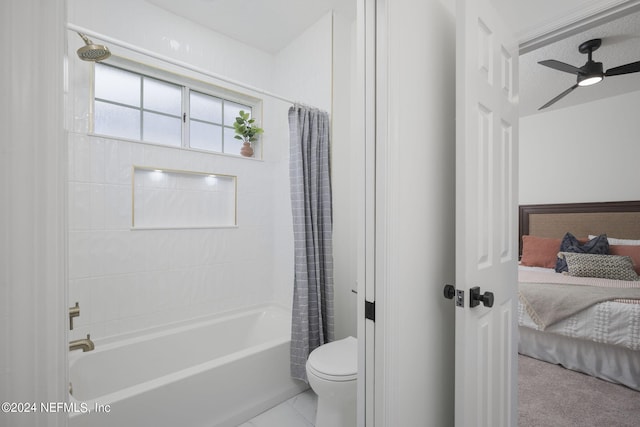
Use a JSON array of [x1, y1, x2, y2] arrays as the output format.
[[588, 235, 640, 246]]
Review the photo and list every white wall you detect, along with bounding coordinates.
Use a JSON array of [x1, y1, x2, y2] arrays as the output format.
[[520, 89, 640, 204], [272, 12, 333, 111], [67, 0, 275, 90], [332, 11, 359, 340], [66, 0, 356, 342]]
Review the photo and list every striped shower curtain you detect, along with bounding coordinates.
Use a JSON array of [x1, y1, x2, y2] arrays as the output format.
[[288, 104, 334, 382]]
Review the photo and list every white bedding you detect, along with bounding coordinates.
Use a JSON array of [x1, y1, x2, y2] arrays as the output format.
[[518, 297, 640, 350], [518, 265, 640, 390], [517, 266, 640, 351]]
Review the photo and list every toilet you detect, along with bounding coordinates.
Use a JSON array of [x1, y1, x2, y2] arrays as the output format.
[[306, 336, 357, 427]]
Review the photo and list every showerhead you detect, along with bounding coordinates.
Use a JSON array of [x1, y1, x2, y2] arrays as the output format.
[[76, 33, 111, 62]]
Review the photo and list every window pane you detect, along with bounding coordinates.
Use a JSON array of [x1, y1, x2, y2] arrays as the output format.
[[223, 127, 244, 155], [144, 77, 181, 116], [94, 100, 140, 140], [143, 112, 181, 146], [190, 92, 222, 123], [190, 121, 222, 152], [224, 101, 251, 127], [95, 64, 141, 107]]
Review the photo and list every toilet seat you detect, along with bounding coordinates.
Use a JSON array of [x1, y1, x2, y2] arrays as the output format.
[[307, 336, 357, 382]]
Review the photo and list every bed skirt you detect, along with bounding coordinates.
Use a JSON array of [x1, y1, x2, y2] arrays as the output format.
[[518, 326, 640, 391]]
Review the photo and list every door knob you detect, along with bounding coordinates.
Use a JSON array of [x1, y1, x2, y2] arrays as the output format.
[[470, 286, 494, 308], [443, 284, 456, 299]]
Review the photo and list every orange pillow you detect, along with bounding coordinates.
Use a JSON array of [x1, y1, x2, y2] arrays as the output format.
[[520, 235, 562, 269], [609, 245, 640, 275]]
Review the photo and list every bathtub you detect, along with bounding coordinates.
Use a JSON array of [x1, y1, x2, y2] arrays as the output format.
[[68, 304, 307, 427]]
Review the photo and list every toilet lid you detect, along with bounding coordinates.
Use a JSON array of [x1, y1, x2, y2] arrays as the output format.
[[307, 336, 357, 381]]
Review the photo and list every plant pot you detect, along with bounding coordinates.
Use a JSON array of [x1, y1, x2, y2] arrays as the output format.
[[240, 142, 254, 157]]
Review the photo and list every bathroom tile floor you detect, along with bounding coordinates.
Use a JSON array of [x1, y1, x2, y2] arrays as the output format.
[[238, 389, 318, 427]]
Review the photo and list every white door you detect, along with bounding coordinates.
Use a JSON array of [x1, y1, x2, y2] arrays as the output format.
[[454, 0, 519, 425]]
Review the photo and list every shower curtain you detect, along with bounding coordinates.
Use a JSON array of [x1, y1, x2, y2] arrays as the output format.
[[288, 104, 334, 382]]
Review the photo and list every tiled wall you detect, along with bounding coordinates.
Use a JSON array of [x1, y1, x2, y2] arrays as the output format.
[[132, 168, 237, 229], [66, 36, 296, 341], [67, 0, 337, 342], [68, 100, 294, 341]]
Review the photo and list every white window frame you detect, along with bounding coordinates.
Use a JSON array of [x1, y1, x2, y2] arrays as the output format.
[[90, 57, 263, 158]]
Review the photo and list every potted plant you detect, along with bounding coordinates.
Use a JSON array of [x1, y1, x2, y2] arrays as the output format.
[[233, 110, 264, 157]]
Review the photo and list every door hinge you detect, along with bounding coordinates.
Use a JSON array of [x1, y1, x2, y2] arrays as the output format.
[[365, 300, 375, 321]]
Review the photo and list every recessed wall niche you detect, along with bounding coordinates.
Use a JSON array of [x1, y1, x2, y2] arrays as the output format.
[[132, 166, 237, 229]]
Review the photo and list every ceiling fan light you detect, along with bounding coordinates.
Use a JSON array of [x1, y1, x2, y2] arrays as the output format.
[[577, 74, 603, 87]]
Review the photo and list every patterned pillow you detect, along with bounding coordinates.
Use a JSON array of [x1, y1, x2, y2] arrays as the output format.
[[558, 252, 640, 281], [610, 245, 640, 274], [589, 235, 640, 246], [555, 232, 609, 273]]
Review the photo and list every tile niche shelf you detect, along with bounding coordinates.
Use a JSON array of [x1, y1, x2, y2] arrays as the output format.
[[132, 166, 237, 229]]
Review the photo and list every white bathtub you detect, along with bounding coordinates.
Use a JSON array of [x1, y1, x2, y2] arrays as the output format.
[[68, 304, 307, 427]]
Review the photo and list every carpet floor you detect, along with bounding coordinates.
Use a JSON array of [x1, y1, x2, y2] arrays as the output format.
[[518, 354, 640, 427]]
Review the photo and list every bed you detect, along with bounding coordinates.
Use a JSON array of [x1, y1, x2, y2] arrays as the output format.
[[517, 201, 640, 391]]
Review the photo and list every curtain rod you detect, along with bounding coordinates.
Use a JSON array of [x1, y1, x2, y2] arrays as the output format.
[[66, 23, 297, 105]]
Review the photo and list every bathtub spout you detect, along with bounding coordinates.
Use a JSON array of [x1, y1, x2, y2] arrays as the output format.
[[70, 334, 95, 352]]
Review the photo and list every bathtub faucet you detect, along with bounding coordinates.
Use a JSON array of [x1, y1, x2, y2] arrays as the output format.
[[69, 302, 80, 330], [69, 334, 95, 352]]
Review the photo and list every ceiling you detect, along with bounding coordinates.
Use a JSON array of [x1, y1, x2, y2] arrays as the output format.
[[145, 0, 640, 117], [145, 0, 355, 54], [520, 6, 640, 116]]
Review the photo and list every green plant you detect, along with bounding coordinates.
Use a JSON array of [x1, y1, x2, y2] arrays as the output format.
[[233, 110, 264, 143]]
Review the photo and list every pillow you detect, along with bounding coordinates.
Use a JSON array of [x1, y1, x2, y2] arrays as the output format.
[[555, 232, 609, 273], [520, 235, 561, 268], [610, 245, 640, 275], [589, 235, 640, 246], [558, 252, 640, 281]]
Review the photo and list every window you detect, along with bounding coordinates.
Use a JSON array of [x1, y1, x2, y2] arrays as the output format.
[[188, 91, 248, 155], [93, 63, 257, 156]]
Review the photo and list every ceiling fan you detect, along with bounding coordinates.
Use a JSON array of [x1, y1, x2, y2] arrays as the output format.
[[538, 38, 640, 110]]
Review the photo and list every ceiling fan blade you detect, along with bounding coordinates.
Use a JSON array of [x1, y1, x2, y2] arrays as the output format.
[[605, 60, 640, 77], [538, 59, 583, 75], [538, 84, 579, 110]]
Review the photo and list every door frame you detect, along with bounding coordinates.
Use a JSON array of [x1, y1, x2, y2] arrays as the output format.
[[2, 0, 68, 426], [366, 0, 457, 425], [357, 0, 378, 425]]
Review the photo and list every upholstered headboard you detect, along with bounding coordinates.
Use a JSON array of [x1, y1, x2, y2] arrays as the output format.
[[518, 201, 640, 256]]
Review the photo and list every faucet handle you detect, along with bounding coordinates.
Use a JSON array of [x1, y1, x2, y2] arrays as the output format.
[[69, 302, 80, 330]]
